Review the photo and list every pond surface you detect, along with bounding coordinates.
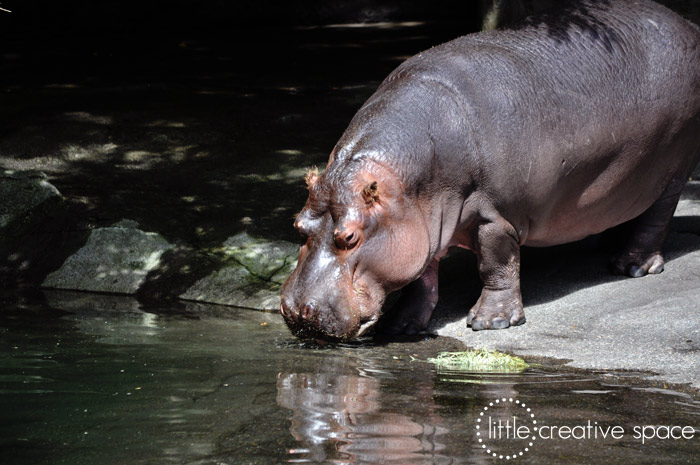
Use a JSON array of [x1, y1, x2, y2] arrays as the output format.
[[1, 290, 699, 465]]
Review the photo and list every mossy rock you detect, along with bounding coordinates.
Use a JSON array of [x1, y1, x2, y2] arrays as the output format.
[[220, 232, 298, 284], [179, 265, 282, 310], [180, 232, 299, 310]]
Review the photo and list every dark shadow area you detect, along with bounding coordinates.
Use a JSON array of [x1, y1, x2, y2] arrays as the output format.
[[427, 217, 700, 329], [0, 199, 91, 288], [135, 245, 221, 302], [510, 0, 700, 42], [512, 0, 618, 53], [0, 0, 484, 36]]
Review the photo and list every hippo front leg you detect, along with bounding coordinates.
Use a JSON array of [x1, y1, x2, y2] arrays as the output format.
[[382, 258, 440, 335], [467, 218, 526, 331]]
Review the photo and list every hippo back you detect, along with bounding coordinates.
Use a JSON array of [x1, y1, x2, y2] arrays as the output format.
[[370, 0, 700, 245]]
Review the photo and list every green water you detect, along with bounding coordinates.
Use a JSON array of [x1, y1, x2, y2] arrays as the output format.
[[1, 291, 699, 464]]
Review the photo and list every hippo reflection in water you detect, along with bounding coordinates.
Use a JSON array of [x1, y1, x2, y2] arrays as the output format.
[[277, 370, 450, 462], [281, 0, 700, 341]]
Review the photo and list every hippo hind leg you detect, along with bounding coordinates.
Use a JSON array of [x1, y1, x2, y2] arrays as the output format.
[[610, 179, 685, 278]]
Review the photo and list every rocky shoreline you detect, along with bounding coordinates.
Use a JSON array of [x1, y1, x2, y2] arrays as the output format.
[[1, 170, 299, 311]]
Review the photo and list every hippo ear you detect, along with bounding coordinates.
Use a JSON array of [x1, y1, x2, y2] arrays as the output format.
[[304, 167, 319, 189], [361, 181, 379, 205]]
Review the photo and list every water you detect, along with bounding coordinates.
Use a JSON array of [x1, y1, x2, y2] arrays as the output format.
[[1, 291, 699, 464]]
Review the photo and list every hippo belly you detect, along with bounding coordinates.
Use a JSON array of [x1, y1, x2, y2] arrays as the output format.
[[522, 134, 696, 247]]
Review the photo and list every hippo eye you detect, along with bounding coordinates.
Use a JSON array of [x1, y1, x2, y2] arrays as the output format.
[[334, 228, 360, 250]]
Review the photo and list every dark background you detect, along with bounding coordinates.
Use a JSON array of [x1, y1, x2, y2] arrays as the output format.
[[0, 1, 484, 36], [1, 1, 697, 38]]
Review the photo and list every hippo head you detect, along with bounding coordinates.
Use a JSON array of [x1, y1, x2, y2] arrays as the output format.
[[280, 159, 431, 341]]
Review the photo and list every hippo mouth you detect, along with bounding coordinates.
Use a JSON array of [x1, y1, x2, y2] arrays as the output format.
[[282, 303, 380, 342], [355, 314, 379, 338]]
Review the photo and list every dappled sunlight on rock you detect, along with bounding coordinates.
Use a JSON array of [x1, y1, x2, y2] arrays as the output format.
[[235, 166, 314, 185], [43, 220, 174, 294], [278, 86, 302, 94], [180, 264, 281, 309], [275, 149, 304, 155], [114, 144, 202, 169], [220, 232, 298, 283], [146, 120, 187, 128], [120, 150, 160, 169], [63, 111, 113, 125], [60, 143, 118, 162], [166, 145, 196, 163]]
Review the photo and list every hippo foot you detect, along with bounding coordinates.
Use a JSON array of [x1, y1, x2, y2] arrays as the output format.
[[467, 288, 526, 331], [610, 251, 664, 278]]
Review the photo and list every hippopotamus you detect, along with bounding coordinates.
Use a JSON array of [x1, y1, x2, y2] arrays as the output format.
[[280, 0, 700, 341]]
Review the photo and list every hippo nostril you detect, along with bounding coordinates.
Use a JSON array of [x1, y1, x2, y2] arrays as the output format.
[[301, 301, 317, 320], [301, 304, 312, 319]]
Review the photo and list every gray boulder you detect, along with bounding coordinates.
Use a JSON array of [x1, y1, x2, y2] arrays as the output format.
[[43, 220, 174, 294]]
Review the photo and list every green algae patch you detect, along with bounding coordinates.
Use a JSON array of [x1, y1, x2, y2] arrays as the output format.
[[216, 232, 298, 284], [428, 348, 529, 372]]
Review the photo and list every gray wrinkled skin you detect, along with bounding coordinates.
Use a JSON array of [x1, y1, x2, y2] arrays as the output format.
[[281, 0, 700, 341]]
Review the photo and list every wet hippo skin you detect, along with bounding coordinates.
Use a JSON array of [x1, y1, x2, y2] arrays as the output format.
[[280, 0, 700, 340]]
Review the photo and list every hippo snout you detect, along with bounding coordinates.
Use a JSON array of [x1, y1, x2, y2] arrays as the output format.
[[280, 291, 375, 341]]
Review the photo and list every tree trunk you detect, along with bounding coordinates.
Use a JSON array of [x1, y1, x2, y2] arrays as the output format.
[[479, 0, 557, 30]]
